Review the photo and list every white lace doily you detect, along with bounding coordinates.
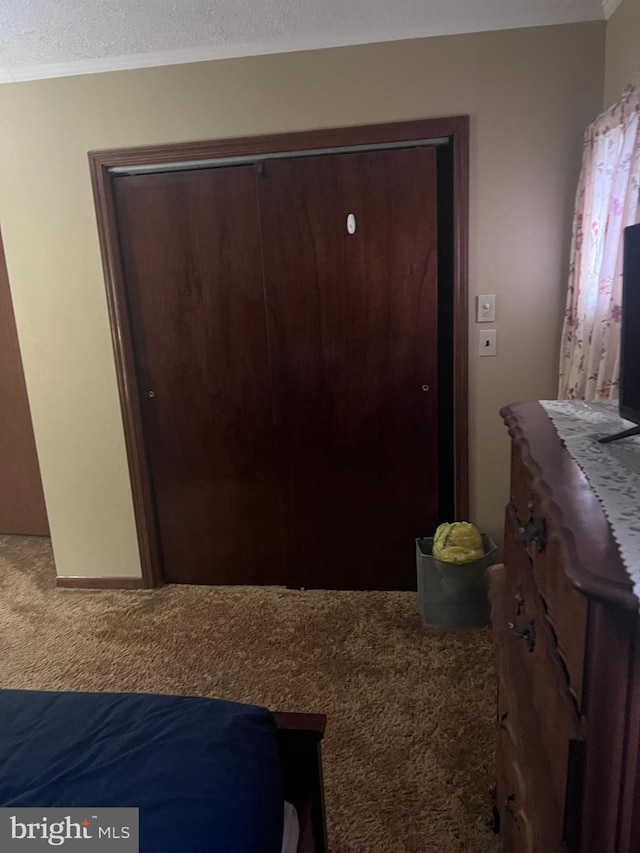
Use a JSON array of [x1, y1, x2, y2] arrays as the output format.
[[540, 400, 640, 603]]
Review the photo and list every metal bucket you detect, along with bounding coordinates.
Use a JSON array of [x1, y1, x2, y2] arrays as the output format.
[[416, 534, 498, 629]]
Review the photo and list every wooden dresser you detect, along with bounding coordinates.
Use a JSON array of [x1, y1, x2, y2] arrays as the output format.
[[489, 401, 640, 853]]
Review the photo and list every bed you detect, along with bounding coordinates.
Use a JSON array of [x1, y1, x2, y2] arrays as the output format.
[[0, 689, 327, 852]]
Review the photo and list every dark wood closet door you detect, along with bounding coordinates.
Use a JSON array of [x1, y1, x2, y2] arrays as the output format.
[[113, 167, 285, 584], [0, 230, 49, 535], [257, 148, 439, 590]]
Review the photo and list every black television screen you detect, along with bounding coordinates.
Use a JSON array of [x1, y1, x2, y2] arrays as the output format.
[[620, 223, 640, 424], [599, 222, 640, 443]]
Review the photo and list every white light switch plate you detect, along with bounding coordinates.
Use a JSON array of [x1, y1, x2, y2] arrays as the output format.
[[477, 294, 496, 323], [479, 329, 497, 356]]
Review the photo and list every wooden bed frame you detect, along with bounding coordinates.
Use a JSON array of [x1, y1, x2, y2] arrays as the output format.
[[273, 712, 327, 853]]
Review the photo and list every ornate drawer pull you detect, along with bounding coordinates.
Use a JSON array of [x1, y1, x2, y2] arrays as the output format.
[[505, 794, 518, 823], [518, 509, 547, 553], [514, 586, 524, 616], [488, 788, 500, 834], [507, 618, 536, 652]]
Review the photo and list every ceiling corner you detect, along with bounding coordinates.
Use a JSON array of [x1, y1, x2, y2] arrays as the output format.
[[602, 0, 624, 19]]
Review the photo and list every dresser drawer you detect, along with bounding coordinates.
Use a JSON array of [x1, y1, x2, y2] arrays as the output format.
[[528, 527, 587, 709], [496, 713, 535, 853], [503, 509, 583, 737], [509, 441, 535, 529], [489, 558, 584, 852], [505, 492, 588, 711]]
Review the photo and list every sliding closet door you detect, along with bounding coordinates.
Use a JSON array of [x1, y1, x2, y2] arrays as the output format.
[[258, 148, 439, 590], [113, 167, 285, 584]]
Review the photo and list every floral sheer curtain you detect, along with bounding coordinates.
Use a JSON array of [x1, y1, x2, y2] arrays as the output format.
[[558, 86, 640, 400]]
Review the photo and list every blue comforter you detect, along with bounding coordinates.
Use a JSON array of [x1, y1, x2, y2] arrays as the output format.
[[0, 689, 284, 852]]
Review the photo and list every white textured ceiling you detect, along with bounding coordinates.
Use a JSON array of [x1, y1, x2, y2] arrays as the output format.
[[0, 0, 615, 83]]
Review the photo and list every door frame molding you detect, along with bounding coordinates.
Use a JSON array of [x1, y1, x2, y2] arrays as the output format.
[[89, 116, 469, 588]]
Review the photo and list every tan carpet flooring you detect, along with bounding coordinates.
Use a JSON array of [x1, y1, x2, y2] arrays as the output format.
[[0, 534, 500, 853]]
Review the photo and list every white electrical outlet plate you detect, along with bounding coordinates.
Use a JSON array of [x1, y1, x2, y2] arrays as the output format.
[[477, 294, 496, 323], [479, 329, 497, 356]]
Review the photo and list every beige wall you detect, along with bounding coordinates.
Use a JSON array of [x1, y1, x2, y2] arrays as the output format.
[[0, 22, 604, 578], [605, 0, 640, 107]]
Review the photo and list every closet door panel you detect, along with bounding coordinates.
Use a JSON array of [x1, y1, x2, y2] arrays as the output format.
[[258, 148, 439, 589], [113, 167, 285, 584], [0, 230, 49, 535]]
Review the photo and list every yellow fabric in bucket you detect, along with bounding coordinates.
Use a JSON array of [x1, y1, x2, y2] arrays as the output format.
[[432, 522, 484, 565]]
